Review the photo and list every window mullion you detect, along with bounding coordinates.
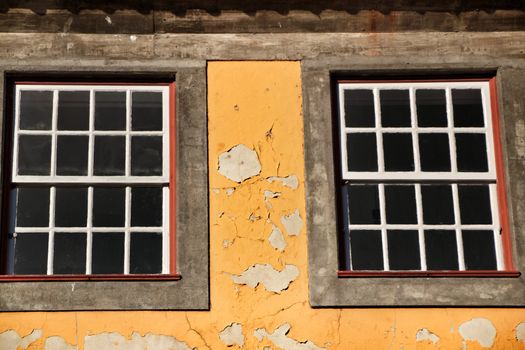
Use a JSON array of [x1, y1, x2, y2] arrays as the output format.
[[415, 183, 427, 270], [374, 88, 385, 173], [490, 183, 504, 270], [88, 89, 95, 177], [124, 186, 131, 275], [452, 183, 466, 270], [47, 186, 56, 275], [378, 183, 389, 270], [86, 186, 93, 274], [446, 87, 458, 173]]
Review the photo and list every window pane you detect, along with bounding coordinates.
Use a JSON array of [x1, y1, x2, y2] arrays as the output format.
[[16, 187, 49, 227], [387, 230, 420, 270], [56, 136, 89, 176], [416, 89, 447, 127], [350, 230, 383, 270], [452, 89, 484, 127], [132, 92, 163, 131], [53, 232, 86, 274], [19, 90, 53, 130], [418, 133, 451, 171], [346, 133, 378, 171], [344, 89, 375, 127], [131, 187, 163, 227], [92, 187, 125, 227], [94, 136, 125, 176], [131, 136, 163, 176], [92, 233, 124, 274], [13, 233, 48, 275], [425, 230, 459, 270], [57, 91, 90, 130], [455, 133, 488, 172], [458, 185, 492, 224], [347, 185, 380, 224], [130, 232, 162, 274], [385, 185, 417, 224], [421, 185, 454, 224], [462, 230, 497, 270], [18, 135, 51, 175], [94, 91, 126, 130], [380, 90, 411, 127], [383, 133, 414, 171], [55, 187, 88, 227]]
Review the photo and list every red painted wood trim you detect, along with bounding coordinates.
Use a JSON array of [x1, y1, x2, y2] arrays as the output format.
[[0, 274, 181, 282], [338, 270, 521, 278], [169, 82, 177, 274], [489, 77, 515, 271]]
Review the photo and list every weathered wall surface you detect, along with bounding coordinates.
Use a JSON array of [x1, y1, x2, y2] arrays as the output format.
[[1, 61, 525, 349]]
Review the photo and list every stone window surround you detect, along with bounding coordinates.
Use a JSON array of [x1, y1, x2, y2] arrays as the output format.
[[0, 63, 209, 310], [303, 63, 525, 306]]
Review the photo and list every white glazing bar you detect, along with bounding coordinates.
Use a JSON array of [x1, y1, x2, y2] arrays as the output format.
[[489, 183, 504, 270], [50, 90, 58, 176], [342, 172, 497, 182], [415, 184, 427, 270], [344, 127, 487, 134], [85, 186, 93, 274], [12, 87, 21, 179], [88, 90, 95, 177], [378, 184, 389, 270], [125, 90, 131, 177], [18, 130, 164, 136], [346, 224, 495, 230], [452, 184, 466, 270], [446, 88, 458, 173], [162, 186, 169, 274], [13, 176, 169, 184], [47, 186, 56, 275], [481, 86, 497, 175], [410, 88, 422, 173], [374, 88, 385, 173], [124, 186, 131, 274], [162, 89, 170, 178], [15, 226, 164, 233]]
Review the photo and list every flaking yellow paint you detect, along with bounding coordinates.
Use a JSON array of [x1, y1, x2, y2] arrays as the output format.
[[1, 61, 525, 350]]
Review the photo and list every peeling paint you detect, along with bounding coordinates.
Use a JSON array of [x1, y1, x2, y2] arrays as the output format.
[[280, 209, 303, 236], [45, 336, 77, 350], [218, 144, 262, 183], [269, 224, 287, 251], [516, 322, 525, 343], [105, 16, 112, 25], [226, 188, 236, 196], [254, 324, 325, 350], [219, 323, 244, 347], [459, 318, 496, 348], [231, 264, 299, 293], [415, 328, 440, 344], [267, 175, 299, 190], [0, 329, 42, 350], [84, 332, 193, 350], [264, 190, 281, 199]]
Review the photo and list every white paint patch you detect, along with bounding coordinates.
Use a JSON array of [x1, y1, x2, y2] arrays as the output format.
[[268, 225, 286, 251], [459, 318, 496, 348], [218, 144, 262, 183], [219, 323, 244, 347], [0, 329, 42, 350], [415, 328, 440, 344], [105, 16, 112, 24], [84, 332, 193, 350], [280, 209, 303, 236], [223, 239, 232, 248], [515, 322, 525, 343], [264, 190, 281, 199], [254, 324, 325, 350], [129, 35, 137, 42], [231, 264, 299, 293], [45, 336, 77, 350], [267, 175, 299, 190], [226, 188, 235, 196]]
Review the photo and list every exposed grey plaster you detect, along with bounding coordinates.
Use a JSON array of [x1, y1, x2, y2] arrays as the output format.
[[218, 144, 262, 183], [264, 190, 281, 199], [231, 264, 299, 293], [415, 328, 440, 345], [84, 332, 193, 350], [219, 323, 244, 347], [226, 188, 236, 196], [267, 175, 299, 190], [458, 318, 496, 348], [269, 224, 287, 251], [45, 336, 77, 350], [253, 324, 325, 350], [280, 209, 303, 236], [516, 322, 525, 343], [0, 329, 42, 350]]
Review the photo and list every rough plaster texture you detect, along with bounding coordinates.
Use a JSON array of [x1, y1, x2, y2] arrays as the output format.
[[84, 332, 193, 350], [231, 264, 299, 293], [45, 336, 77, 350], [218, 144, 262, 183], [0, 329, 42, 350], [280, 209, 304, 236], [254, 324, 325, 350], [219, 323, 244, 347], [459, 318, 497, 348], [267, 175, 299, 190], [269, 225, 287, 251], [516, 323, 525, 343], [415, 328, 440, 345]]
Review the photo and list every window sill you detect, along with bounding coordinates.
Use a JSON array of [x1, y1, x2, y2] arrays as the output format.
[[0, 273, 182, 282], [338, 270, 521, 278]]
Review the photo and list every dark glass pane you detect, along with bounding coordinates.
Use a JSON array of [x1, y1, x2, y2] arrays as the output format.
[[458, 185, 492, 224], [18, 135, 51, 175], [344, 89, 375, 127], [131, 187, 163, 227], [385, 185, 417, 224], [57, 91, 90, 130], [131, 136, 163, 176], [56, 136, 88, 175], [92, 187, 125, 227], [13, 233, 48, 274], [132, 92, 163, 131], [383, 133, 414, 171], [421, 185, 454, 224], [350, 230, 383, 270], [16, 187, 49, 227], [55, 187, 87, 227], [452, 89, 484, 127], [347, 185, 380, 224], [425, 230, 459, 270], [92, 233, 124, 274], [94, 136, 125, 176], [53, 232, 86, 274], [455, 133, 488, 172], [130, 232, 162, 274], [387, 230, 420, 270], [416, 89, 447, 127], [19, 90, 53, 130], [346, 133, 378, 171], [419, 133, 451, 171], [95, 91, 126, 130], [380, 90, 411, 127], [462, 230, 497, 270]]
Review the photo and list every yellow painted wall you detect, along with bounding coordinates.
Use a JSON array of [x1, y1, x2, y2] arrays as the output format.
[[1, 61, 525, 350]]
